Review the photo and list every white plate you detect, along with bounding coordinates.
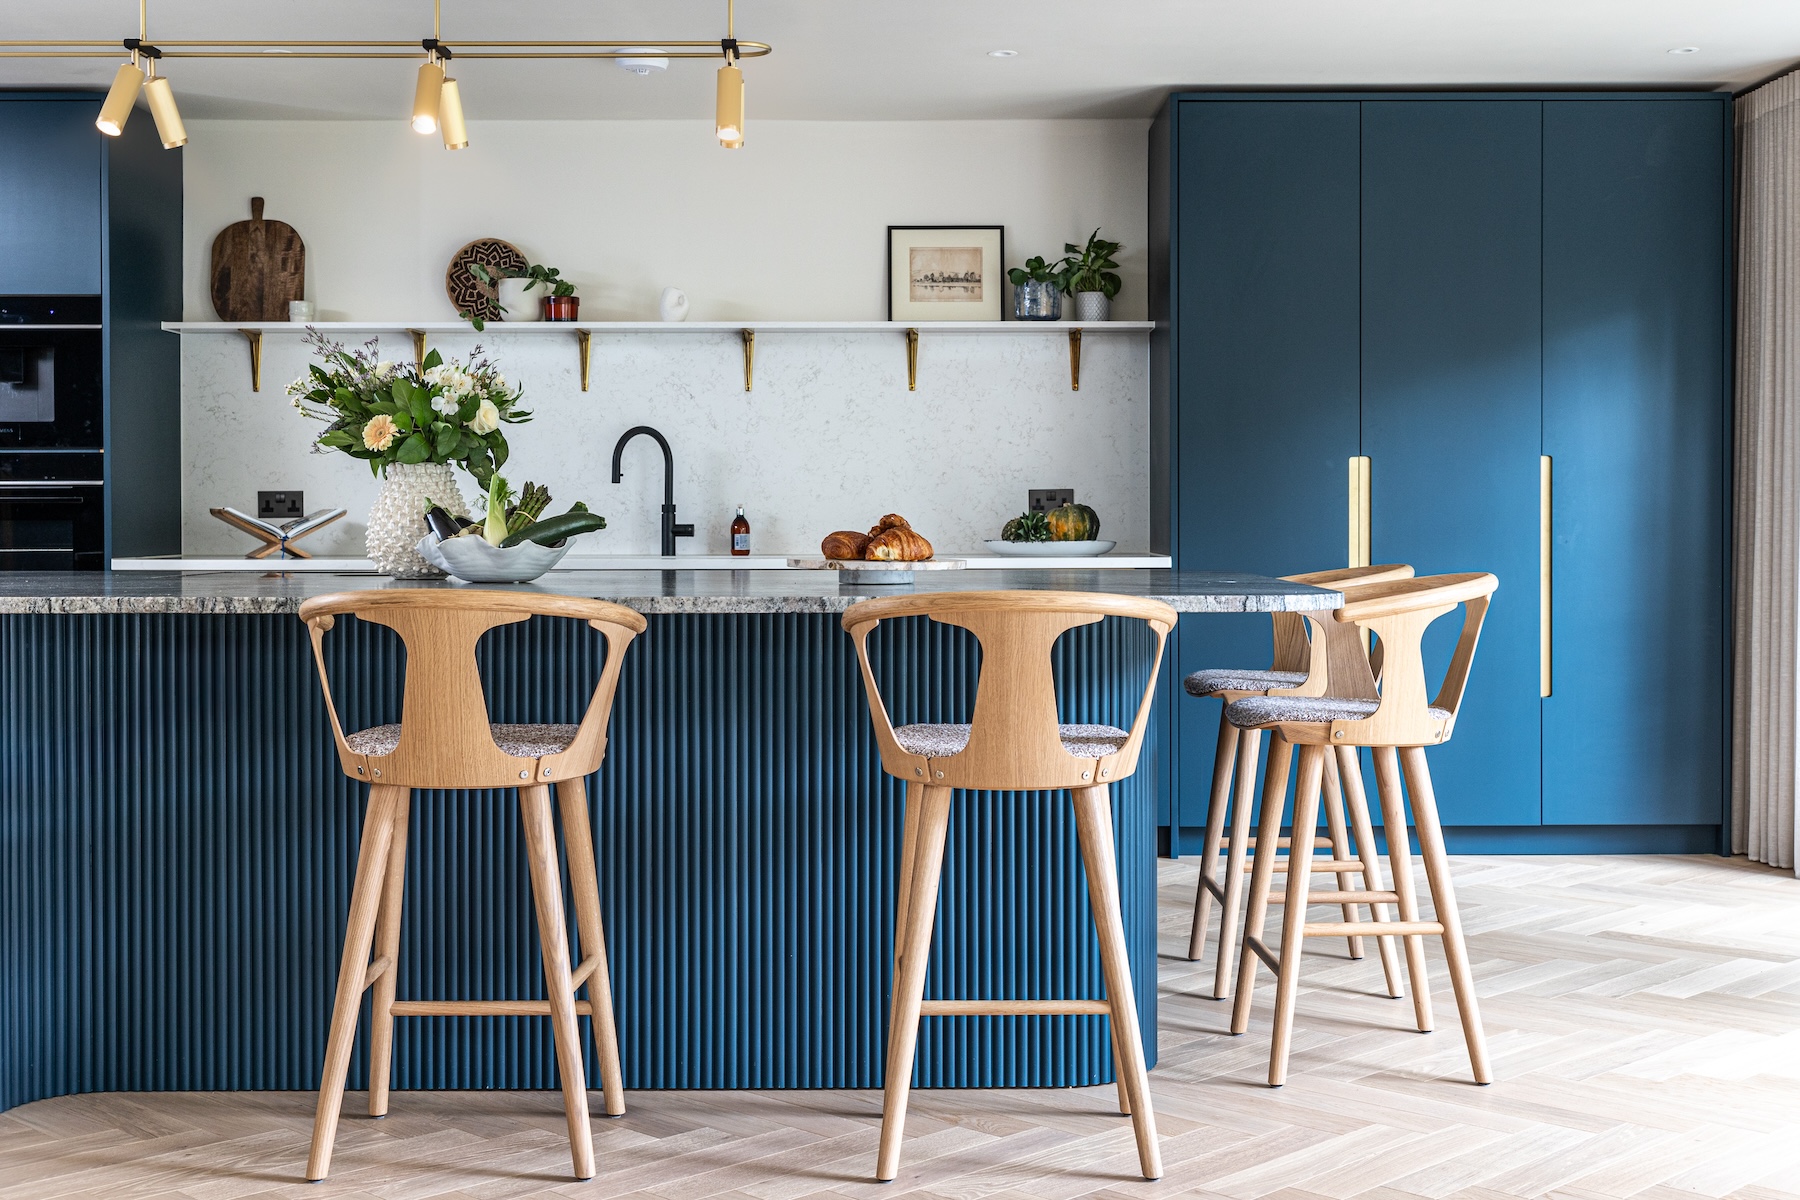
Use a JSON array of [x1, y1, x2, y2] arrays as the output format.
[[984, 539, 1116, 557]]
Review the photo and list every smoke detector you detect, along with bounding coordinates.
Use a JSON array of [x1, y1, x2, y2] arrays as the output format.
[[616, 49, 669, 76]]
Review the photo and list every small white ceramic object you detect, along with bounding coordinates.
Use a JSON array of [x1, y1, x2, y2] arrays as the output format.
[[497, 277, 542, 321], [288, 300, 316, 322], [416, 532, 574, 583], [984, 539, 1117, 557], [659, 287, 690, 322], [1073, 292, 1111, 322]]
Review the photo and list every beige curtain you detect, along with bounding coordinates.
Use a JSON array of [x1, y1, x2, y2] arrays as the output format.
[[1734, 70, 1800, 873]]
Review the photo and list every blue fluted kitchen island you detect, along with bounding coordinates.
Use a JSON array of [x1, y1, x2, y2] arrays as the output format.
[[0, 569, 1336, 1113]]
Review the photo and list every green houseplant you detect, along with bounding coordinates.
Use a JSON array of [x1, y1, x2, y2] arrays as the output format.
[[1007, 256, 1064, 321], [1060, 228, 1123, 321], [464, 262, 579, 327]]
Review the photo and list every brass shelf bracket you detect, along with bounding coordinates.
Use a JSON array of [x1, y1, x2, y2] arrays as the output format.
[[406, 329, 427, 374], [576, 329, 592, 392], [905, 327, 919, 391], [238, 328, 263, 392], [742, 328, 755, 392], [1068, 329, 1083, 391]]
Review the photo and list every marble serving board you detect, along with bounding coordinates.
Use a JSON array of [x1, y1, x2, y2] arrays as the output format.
[[787, 557, 967, 585]]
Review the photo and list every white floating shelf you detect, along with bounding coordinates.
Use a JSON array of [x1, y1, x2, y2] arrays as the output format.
[[163, 319, 1151, 394]]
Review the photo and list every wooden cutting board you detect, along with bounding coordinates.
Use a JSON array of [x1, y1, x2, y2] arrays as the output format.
[[210, 197, 306, 322]]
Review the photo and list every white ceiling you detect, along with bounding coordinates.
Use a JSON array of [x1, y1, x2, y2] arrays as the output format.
[[0, 1, 1795, 123]]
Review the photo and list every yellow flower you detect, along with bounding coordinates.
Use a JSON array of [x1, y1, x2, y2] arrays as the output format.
[[468, 399, 500, 435], [362, 413, 398, 451]]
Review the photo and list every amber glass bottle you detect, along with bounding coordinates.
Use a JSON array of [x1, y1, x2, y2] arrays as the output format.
[[730, 504, 750, 556]]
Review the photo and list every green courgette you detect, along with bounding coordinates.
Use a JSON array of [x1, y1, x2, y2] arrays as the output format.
[[500, 508, 607, 548]]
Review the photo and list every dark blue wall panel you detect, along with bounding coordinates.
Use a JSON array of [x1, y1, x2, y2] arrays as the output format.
[[1541, 99, 1729, 826], [0, 611, 1160, 1113], [0, 98, 103, 294], [1360, 99, 1544, 827]]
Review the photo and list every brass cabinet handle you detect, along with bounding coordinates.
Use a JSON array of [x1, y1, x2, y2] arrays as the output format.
[[1347, 456, 1371, 568], [1541, 454, 1552, 698]]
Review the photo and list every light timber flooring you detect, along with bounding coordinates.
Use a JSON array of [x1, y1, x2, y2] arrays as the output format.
[[3, 854, 1799, 1199]]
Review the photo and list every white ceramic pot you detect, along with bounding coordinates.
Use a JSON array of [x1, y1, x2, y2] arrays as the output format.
[[497, 277, 542, 322], [659, 287, 690, 322], [1073, 291, 1112, 322], [366, 461, 468, 577]]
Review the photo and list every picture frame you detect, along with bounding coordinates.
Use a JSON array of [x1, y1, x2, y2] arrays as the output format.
[[887, 225, 1005, 322]]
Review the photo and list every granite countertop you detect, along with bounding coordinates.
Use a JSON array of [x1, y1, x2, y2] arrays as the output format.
[[0, 570, 1341, 616]]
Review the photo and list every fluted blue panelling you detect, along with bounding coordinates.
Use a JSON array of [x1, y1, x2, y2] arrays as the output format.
[[0, 611, 1160, 1112]]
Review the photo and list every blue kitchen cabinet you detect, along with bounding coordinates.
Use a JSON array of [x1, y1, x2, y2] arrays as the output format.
[[0, 98, 102, 294], [1151, 91, 1731, 852], [1541, 99, 1730, 829], [1359, 100, 1545, 827], [1152, 99, 1361, 838]]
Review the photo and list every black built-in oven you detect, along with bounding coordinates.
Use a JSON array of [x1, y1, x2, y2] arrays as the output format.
[[0, 296, 105, 568]]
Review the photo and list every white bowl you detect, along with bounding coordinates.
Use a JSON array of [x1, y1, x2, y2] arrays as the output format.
[[415, 533, 573, 583], [984, 539, 1117, 557]]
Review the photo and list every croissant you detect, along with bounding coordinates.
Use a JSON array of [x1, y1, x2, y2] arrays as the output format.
[[866, 526, 933, 562], [867, 513, 911, 538], [821, 530, 871, 560]]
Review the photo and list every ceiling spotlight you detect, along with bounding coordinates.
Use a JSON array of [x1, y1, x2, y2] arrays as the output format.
[[717, 43, 744, 148], [412, 57, 445, 134], [96, 61, 144, 137], [987, 49, 1019, 58], [439, 76, 468, 149], [143, 66, 185, 148], [617, 48, 669, 76], [1668, 46, 1699, 54]]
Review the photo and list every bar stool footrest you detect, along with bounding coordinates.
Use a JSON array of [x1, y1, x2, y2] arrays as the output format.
[[389, 999, 597, 1017], [918, 998, 1112, 1016], [1303, 920, 1442, 937]]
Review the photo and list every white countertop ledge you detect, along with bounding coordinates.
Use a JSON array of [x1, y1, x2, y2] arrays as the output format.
[[112, 553, 1175, 573]]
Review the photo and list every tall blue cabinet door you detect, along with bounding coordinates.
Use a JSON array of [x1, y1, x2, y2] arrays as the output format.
[[1167, 100, 1362, 833], [0, 100, 102, 294], [1541, 100, 1728, 826], [1360, 100, 1544, 827]]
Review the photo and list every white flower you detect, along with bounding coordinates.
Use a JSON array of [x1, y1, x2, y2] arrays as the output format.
[[468, 398, 500, 435], [431, 392, 459, 416]]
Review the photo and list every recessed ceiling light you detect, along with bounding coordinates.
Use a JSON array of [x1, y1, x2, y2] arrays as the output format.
[[1668, 46, 1699, 54], [987, 49, 1018, 58]]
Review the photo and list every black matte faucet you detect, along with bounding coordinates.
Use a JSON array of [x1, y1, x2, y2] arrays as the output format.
[[610, 425, 694, 557]]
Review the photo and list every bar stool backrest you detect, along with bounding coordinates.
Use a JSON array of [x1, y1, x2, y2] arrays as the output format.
[[1326, 572, 1499, 747], [842, 590, 1178, 791], [1270, 563, 1414, 697], [298, 589, 648, 789]]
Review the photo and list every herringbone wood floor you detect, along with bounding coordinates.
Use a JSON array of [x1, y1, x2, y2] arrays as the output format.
[[3, 854, 1798, 1199]]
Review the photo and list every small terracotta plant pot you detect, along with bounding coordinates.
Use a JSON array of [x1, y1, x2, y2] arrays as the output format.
[[543, 295, 580, 321]]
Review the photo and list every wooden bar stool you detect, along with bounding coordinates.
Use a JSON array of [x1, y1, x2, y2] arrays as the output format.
[[844, 591, 1176, 1183], [1227, 573, 1499, 1087], [297, 590, 646, 1182], [1186, 565, 1412, 1000]]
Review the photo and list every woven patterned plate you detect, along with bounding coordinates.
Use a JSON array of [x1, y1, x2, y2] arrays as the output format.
[[444, 238, 527, 323]]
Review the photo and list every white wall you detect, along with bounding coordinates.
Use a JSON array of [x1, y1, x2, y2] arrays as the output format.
[[177, 118, 1152, 558]]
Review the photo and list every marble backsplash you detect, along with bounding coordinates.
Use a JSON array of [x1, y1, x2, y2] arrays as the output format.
[[179, 327, 1149, 559]]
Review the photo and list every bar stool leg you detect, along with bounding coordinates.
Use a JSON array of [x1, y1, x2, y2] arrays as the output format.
[[1400, 747, 1493, 1085], [307, 784, 406, 1182], [1213, 729, 1263, 999], [1231, 734, 1291, 1035], [1267, 745, 1325, 1087], [876, 785, 952, 1183], [1073, 785, 1163, 1180], [1373, 748, 1434, 1034], [520, 785, 597, 1180], [1319, 752, 1366, 962], [1337, 746, 1404, 999], [556, 777, 625, 1118], [367, 792, 412, 1117], [893, 782, 922, 984], [1187, 713, 1240, 962]]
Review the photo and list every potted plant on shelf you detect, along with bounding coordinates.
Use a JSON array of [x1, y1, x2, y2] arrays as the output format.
[[1007, 256, 1065, 321], [464, 262, 579, 326], [288, 329, 531, 577], [1060, 228, 1123, 322]]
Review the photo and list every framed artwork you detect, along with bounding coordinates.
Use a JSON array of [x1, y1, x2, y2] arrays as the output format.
[[887, 225, 1005, 322]]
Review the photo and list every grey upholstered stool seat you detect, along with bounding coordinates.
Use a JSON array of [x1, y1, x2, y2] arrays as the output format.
[[1185, 668, 1308, 697], [1225, 695, 1451, 729], [894, 722, 1130, 760], [346, 722, 581, 759]]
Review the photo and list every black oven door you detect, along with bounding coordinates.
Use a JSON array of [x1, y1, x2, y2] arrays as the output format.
[[0, 296, 104, 450], [0, 483, 104, 570]]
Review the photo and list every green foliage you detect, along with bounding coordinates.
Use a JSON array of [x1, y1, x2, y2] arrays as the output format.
[[286, 328, 528, 487], [462, 261, 577, 328], [1007, 255, 1066, 288], [1059, 228, 1123, 299]]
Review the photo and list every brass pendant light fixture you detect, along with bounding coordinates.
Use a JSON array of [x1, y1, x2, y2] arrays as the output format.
[[8, 0, 768, 152]]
